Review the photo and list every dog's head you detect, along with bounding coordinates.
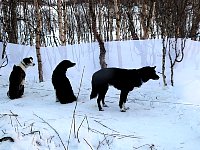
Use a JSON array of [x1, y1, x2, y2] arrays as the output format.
[[139, 66, 160, 82], [22, 57, 35, 67], [56, 60, 76, 72]]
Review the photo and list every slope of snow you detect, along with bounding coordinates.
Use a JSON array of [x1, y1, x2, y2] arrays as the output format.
[[0, 39, 200, 150]]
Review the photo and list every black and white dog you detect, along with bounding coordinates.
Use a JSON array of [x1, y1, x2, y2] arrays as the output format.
[[7, 57, 35, 99], [90, 66, 160, 112]]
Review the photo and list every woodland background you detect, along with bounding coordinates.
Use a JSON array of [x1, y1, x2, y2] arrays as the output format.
[[1, 0, 200, 45]]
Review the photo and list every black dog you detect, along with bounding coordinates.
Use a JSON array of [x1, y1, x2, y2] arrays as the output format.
[[52, 60, 76, 104], [90, 66, 159, 112], [7, 57, 35, 99]]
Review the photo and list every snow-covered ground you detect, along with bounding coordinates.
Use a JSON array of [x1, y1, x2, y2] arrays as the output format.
[[0, 39, 200, 150]]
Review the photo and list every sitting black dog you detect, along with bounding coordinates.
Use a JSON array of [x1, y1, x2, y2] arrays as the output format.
[[90, 66, 159, 112], [52, 60, 76, 104], [7, 57, 35, 99]]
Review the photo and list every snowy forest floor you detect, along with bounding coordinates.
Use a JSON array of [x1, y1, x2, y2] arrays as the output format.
[[0, 73, 200, 150]]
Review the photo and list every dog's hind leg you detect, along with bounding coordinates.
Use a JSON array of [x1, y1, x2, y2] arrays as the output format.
[[18, 85, 24, 98], [101, 85, 109, 108], [97, 96, 103, 111], [97, 85, 108, 111], [119, 90, 129, 112]]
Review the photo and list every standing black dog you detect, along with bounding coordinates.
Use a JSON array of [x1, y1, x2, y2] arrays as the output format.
[[90, 66, 159, 112], [52, 60, 77, 104], [7, 57, 35, 99]]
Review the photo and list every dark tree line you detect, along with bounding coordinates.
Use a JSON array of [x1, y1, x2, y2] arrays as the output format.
[[1, 0, 200, 45]]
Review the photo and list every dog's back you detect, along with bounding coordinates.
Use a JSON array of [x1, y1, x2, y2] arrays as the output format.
[[8, 65, 25, 99], [90, 68, 141, 98]]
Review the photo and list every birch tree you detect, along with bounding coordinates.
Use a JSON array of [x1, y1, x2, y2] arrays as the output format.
[[34, 0, 43, 82], [114, 0, 121, 40], [57, 0, 66, 46], [89, 0, 107, 68]]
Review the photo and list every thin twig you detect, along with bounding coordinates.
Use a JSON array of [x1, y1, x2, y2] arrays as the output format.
[[34, 114, 66, 150], [67, 66, 85, 150], [97, 135, 112, 150], [94, 120, 119, 133], [89, 128, 140, 139], [76, 115, 86, 142], [76, 114, 90, 143], [0, 113, 18, 118], [10, 110, 22, 127], [83, 138, 94, 150], [73, 66, 85, 136], [21, 131, 41, 137]]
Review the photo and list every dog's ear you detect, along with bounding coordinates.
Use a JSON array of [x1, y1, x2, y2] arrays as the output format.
[[153, 66, 156, 69], [13, 65, 17, 69]]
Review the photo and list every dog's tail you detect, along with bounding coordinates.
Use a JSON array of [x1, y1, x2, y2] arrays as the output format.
[[90, 88, 98, 99], [90, 80, 98, 99]]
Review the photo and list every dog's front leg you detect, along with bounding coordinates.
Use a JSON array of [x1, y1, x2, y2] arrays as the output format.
[[97, 97, 103, 111], [119, 90, 129, 112], [102, 96, 108, 107], [19, 85, 24, 97], [21, 79, 25, 86]]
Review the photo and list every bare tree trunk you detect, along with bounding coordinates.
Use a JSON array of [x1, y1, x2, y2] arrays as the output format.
[[2, 0, 8, 38], [168, 38, 186, 86], [109, 15, 113, 41], [9, 0, 18, 43], [113, 0, 122, 67], [57, 0, 66, 46], [140, 1, 155, 39], [63, 1, 68, 45], [168, 40, 174, 86], [114, 0, 120, 41], [162, 37, 167, 86], [3, 0, 18, 43], [89, 0, 107, 68], [106, 1, 110, 41], [189, 0, 200, 40], [34, 0, 43, 82], [74, 6, 81, 44], [126, 3, 139, 40], [140, 3, 148, 39]]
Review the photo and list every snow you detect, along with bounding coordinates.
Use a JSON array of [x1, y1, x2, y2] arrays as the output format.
[[0, 39, 200, 150]]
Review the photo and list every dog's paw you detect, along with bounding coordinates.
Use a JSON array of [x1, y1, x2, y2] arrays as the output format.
[[120, 109, 126, 112], [99, 108, 104, 111], [120, 107, 129, 112], [103, 104, 108, 107]]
